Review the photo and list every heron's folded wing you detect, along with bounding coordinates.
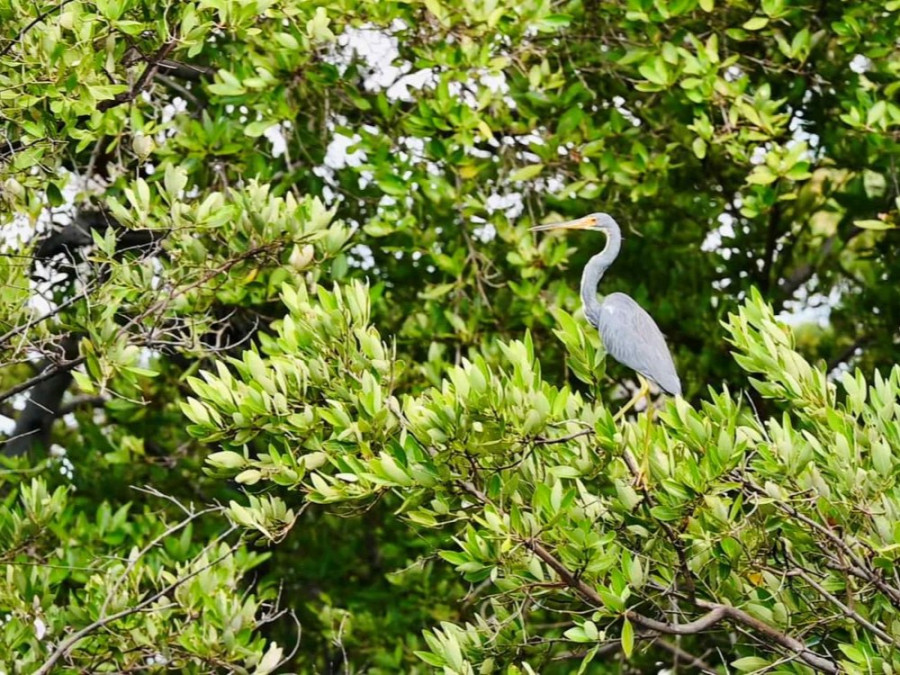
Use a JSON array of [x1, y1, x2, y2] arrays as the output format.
[[597, 292, 682, 395]]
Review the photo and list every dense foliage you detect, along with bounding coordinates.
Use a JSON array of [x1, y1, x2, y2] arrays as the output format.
[[1, 0, 899, 672]]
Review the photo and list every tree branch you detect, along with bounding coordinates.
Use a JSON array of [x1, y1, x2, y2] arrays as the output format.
[[0, 355, 85, 407], [533, 428, 593, 445], [156, 60, 215, 80], [97, 39, 177, 112]]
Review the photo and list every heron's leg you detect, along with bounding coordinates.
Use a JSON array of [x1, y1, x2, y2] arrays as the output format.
[[613, 376, 651, 423], [613, 377, 652, 488], [637, 399, 656, 488]]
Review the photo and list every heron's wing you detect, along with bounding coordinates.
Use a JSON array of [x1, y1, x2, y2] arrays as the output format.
[[596, 292, 682, 395]]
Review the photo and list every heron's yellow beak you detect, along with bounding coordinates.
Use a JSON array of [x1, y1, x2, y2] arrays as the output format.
[[530, 215, 596, 232]]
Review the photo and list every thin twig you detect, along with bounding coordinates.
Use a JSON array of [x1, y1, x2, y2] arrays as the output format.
[[787, 558, 898, 647], [533, 429, 594, 445], [621, 443, 696, 600], [652, 637, 717, 673]]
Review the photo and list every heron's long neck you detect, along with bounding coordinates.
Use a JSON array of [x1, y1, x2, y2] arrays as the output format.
[[580, 221, 621, 326]]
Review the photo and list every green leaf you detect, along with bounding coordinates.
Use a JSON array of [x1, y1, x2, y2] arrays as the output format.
[[638, 57, 669, 86], [742, 16, 769, 30], [274, 32, 299, 50], [255, 643, 284, 674], [576, 646, 599, 675], [208, 70, 245, 96], [540, 14, 573, 29], [649, 505, 682, 521], [785, 164, 811, 181], [621, 618, 634, 658], [747, 166, 777, 185], [124, 366, 160, 378], [838, 643, 868, 664], [208, 451, 247, 469], [564, 625, 592, 643], [377, 174, 409, 196], [867, 100, 887, 126], [732, 656, 770, 671], [245, 121, 275, 137], [46, 181, 64, 207], [164, 164, 188, 197], [598, 588, 625, 612], [692, 137, 707, 159], [235, 469, 262, 485], [854, 219, 894, 230], [424, 0, 448, 24], [509, 164, 544, 181], [308, 12, 335, 41]]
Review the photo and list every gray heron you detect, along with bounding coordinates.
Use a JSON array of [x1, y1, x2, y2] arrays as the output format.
[[532, 213, 682, 411]]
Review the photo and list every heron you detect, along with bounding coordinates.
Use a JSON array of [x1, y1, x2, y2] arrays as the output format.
[[532, 212, 681, 415]]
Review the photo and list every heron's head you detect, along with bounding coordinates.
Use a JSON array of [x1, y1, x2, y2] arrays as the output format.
[[530, 212, 616, 233]]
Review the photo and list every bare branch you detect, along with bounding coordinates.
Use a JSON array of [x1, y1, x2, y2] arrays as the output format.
[[524, 538, 838, 672], [156, 60, 215, 80], [0, 357, 84, 410]]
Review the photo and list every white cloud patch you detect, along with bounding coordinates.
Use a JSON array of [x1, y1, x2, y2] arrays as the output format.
[[777, 275, 843, 329], [701, 212, 736, 255], [485, 192, 524, 221], [849, 54, 871, 74], [386, 68, 438, 101], [324, 132, 367, 170], [263, 122, 290, 158], [347, 243, 375, 271], [472, 223, 497, 243], [326, 20, 441, 104]]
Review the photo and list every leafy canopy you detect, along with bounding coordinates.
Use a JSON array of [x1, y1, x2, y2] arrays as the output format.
[[1, 0, 899, 672]]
